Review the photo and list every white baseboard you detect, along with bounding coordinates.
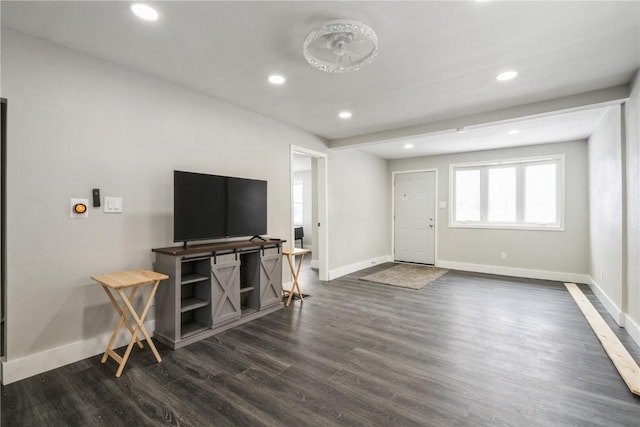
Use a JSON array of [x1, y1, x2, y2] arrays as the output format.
[[585, 276, 625, 326], [623, 313, 640, 348], [310, 260, 319, 269], [328, 255, 393, 280], [437, 260, 591, 285], [1, 319, 154, 385]]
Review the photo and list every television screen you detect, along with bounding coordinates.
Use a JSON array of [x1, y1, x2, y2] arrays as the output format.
[[174, 171, 227, 242], [227, 177, 267, 238], [173, 171, 267, 243]]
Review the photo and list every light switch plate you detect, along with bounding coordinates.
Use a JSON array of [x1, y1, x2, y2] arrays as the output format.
[[104, 196, 123, 213], [70, 198, 89, 219]]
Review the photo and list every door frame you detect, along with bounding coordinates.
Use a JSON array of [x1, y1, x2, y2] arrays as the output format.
[[290, 145, 329, 281], [392, 169, 439, 265], [1, 98, 6, 362]]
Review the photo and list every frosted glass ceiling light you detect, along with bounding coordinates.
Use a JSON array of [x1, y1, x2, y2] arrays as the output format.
[[338, 111, 352, 119], [268, 75, 286, 85], [496, 70, 518, 81], [303, 19, 378, 73], [131, 3, 158, 21]]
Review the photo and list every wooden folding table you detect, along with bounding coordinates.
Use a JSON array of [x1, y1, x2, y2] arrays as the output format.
[[282, 247, 311, 307], [91, 269, 168, 377]]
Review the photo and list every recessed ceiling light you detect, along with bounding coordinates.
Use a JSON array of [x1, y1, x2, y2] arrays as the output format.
[[496, 70, 518, 81], [268, 75, 286, 85], [508, 129, 520, 135], [338, 111, 352, 119], [404, 143, 414, 149], [131, 3, 159, 21]]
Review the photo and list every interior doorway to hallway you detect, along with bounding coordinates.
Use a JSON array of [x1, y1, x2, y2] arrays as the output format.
[[290, 146, 328, 281]]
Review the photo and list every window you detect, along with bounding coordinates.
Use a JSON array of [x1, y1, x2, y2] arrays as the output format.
[[450, 155, 564, 230], [293, 181, 303, 226]]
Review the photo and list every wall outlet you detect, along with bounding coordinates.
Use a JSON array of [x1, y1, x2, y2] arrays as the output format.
[[501, 252, 507, 260]]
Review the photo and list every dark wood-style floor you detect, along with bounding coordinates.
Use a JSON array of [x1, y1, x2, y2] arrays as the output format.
[[2, 262, 640, 426]]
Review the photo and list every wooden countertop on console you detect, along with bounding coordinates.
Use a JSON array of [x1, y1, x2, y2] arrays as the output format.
[[152, 238, 286, 256]]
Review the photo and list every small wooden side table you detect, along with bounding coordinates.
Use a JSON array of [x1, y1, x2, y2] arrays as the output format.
[[282, 247, 311, 307], [91, 269, 168, 377]]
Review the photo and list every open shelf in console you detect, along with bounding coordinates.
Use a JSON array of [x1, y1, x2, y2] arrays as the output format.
[[179, 255, 211, 339], [180, 309, 209, 339], [239, 250, 260, 316]]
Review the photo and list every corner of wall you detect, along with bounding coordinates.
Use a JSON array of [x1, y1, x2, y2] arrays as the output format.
[[623, 313, 640, 348], [328, 255, 393, 280], [586, 276, 625, 326]]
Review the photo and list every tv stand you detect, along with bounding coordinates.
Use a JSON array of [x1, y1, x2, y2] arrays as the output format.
[[152, 239, 285, 349]]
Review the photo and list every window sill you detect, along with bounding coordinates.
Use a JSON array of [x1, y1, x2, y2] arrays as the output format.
[[449, 223, 564, 232]]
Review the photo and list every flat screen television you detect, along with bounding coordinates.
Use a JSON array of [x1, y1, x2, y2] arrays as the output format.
[[173, 170, 267, 243]]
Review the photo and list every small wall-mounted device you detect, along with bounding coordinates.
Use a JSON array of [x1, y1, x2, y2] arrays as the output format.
[[74, 203, 87, 214], [92, 188, 101, 207], [70, 198, 89, 219]]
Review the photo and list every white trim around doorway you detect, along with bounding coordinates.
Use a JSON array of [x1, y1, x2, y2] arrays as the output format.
[[290, 145, 329, 281]]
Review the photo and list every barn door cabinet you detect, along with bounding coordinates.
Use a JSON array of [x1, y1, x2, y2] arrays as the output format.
[[152, 239, 284, 349]]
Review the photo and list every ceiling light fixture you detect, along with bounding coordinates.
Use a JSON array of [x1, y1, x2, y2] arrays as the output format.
[[496, 70, 518, 81], [404, 143, 414, 149], [338, 111, 352, 119], [131, 3, 159, 21], [303, 19, 378, 73], [268, 75, 286, 85]]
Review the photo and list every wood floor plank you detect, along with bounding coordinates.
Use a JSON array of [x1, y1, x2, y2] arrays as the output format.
[[565, 282, 640, 396]]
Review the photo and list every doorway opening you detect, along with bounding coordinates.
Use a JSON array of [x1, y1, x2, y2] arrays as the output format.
[[290, 146, 328, 282]]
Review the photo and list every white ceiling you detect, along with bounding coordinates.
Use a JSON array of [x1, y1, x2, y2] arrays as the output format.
[[360, 107, 609, 159], [2, 1, 639, 159]]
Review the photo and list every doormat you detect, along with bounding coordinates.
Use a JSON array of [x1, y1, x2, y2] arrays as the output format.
[[360, 263, 448, 290]]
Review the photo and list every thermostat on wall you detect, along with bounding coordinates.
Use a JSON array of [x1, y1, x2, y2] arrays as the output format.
[[70, 198, 89, 219]]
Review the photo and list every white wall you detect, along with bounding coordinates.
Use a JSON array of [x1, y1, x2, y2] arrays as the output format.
[[328, 149, 391, 278], [587, 88, 640, 347], [390, 140, 590, 281], [0, 29, 390, 381], [623, 70, 640, 343], [588, 106, 624, 323]]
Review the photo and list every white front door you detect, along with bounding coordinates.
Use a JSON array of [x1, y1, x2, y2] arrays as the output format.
[[394, 171, 436, 264]]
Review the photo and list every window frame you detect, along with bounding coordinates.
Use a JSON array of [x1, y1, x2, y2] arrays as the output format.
[[449, 155, 565, 231]]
